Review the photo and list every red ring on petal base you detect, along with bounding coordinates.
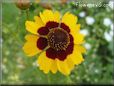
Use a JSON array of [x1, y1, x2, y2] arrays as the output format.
[[46, 48, 67, 61], [37, 37, 48, 50], [65, 42, 74, 55], [46, 48, 57, 60], [37, 21, 70, 36], [56, 50, 67, 61], [60, 23, 70, 33], [46, 33, 74, 61], [69, 34, 74, 43], [46, 21, 59, 29], [38, 21, 59, 35], [37, 21, 74, 61], [38, 27, 49, 35]]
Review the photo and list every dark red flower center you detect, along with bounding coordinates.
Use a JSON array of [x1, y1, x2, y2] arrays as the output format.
[[37, 21, 74, 61], [47, 28, 70, 51]]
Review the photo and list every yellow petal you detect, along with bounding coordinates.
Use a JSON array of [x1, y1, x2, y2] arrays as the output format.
[[50, 60, 58, 74], [23, 34, 40, 56], [40, 10, 60, 24], [71, 32, 85, 44], [38, 52, 53, 74], [74, 24, 80, 32], [65, 57, 75, 71], [69, 45, 84, 65], [75, 45, 86, 53], [34, 16, 44, 26], [25, 34, 38, 41], [25, 21, 42, 34], [62, 12, 79, 32], [53, 11, 61, 22], [56, 59, 70, 76]]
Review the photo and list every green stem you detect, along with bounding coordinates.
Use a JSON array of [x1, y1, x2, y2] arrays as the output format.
[[47, 73, 51, 84], [66, 75, 73, 84], [26, 9, 29, 20], [15, 10, 23, 44]]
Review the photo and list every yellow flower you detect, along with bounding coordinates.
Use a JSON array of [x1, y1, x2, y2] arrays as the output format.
[[23, 10, 86, 75]]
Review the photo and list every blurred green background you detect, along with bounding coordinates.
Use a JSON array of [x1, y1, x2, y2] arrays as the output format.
[[1, 0, 114, 85]]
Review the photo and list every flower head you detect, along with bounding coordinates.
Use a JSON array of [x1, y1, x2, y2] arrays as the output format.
[[103, 18, 112, 27], [79, 11, 86, 18], [86, 16, 95, 25], [23, 10, 86, 75], [15, 0, 30, 10]]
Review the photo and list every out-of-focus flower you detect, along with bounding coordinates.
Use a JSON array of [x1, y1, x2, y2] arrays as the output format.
[[39, 3, 52, 9], [79, 11, 86, 18], [109, 24, 114, 36], [80, 29, 89, 36], [17, 64, 25, 69], [110, 24, 114, 31], [94, 69, 99, 74], [108, 0, 114, 10], [23, 10, 86, 75], [15, 0, 30, 10], [103, 18, 112, 26], [35, 0, 40, 3], [32, 61, 39, 67], [86, 16, 95, 25], [61, 0, 67, 4], [109, 30, 113, 37], [104, 32, 113, 42], [84, 43, 91, 50]]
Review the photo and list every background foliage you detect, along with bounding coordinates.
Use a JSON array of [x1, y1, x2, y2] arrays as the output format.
[[1, 0, 114, 85]]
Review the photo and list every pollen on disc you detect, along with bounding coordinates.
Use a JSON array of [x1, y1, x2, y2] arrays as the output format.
[[47, 28, 70, 51]]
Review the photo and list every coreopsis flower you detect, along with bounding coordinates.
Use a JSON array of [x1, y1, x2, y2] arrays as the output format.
[[23, 10, 86, 75]]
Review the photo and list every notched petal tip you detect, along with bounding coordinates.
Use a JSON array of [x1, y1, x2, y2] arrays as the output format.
[[75, 57, 84, 66], [24, 34, 31, 41], [22, 35, 40, 57]]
